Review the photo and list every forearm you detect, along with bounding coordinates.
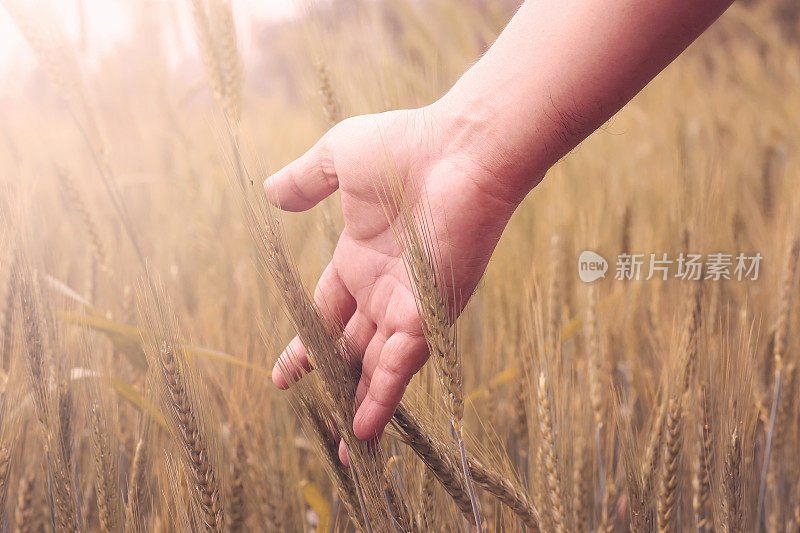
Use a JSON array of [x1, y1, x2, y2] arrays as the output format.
[[430, 0, 733, 205]]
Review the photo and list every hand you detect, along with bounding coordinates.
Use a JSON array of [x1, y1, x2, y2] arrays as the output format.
[[265, 104, 521, 459]]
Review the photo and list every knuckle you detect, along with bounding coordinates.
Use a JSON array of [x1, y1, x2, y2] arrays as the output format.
[[377, 357, 409, 388], [367, 385, 394, 409], [311, 142, 338, 191], [285, 169, 313, 208]]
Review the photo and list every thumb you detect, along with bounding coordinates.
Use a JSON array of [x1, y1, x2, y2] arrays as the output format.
[[263, 137, 338, 212]]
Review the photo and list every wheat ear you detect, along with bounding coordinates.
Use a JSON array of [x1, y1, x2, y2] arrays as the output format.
[[643, 397, 668, 500], [57, 169, 109, 275], [692, 382, 712, 531], [391, 403, 473, 519], [585, 284, 606, 512], [537, 372, 565, 533], [19, 275, 81, 532], [91, 405, 121, 532], [377, 169, 482, 529], [681, 283, 703, 394], [295, 393, 363, 531], [512, 378, 530, 484], [188, 0, 242, 123], [723, 427, 742, 533], [392, 402, 540, 530], [158, 341, 224, 532], [573, 436, 589, 533], [316, 58, 342, 127], [657, 397, 682, 533]]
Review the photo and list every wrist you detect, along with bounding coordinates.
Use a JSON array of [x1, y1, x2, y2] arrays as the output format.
[[426, 85, 549, 208]]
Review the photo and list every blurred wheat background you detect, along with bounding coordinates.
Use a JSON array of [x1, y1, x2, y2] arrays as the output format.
[[0, 0, 799, 531]]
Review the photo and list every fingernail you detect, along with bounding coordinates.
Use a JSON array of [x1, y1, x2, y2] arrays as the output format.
[[352, 411, 367, 441], [271, 363, 287, 389], [263, 174, 276, 190]]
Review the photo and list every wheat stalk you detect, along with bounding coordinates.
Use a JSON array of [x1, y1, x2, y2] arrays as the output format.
[[420, 467, 437, 530], [228, 438, 246, 532], [14, 473, 36, 533], [0, 251, 18, 370], [512, 377, 529, 482], [19, 278, 48, 424], [599, 477, 617, 533], [228, 116, 397, 533], [547, 235, 563, 354], [125, 436, 148, 533], [391, 403, 473, 519], [313, 58, 343, 254], [756, 236, 799, 528], [0, 445, 10, 520]]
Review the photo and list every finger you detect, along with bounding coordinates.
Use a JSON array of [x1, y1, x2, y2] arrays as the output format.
[[353, 331, 428, 441], [338, 440, 349, 467], [272, 263, 355, 388], [272, 336, 311, 389], [342, 311, 376, 358], [345, 333, 386, 465], [353, 332, 387, 414], [338, 433, 381, 467], [315, 262, 357, 332], [360, 332, 388, 383], [263, 137, 338, 212], [354, 332, 387, 404]]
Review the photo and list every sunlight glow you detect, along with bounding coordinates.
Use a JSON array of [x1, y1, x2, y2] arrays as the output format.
[[0, 0, 298, 82]]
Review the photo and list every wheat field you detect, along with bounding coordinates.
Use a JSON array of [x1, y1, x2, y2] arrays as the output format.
[[0, 0, 799, 531]]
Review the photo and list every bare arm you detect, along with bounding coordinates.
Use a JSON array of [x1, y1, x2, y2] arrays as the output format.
[[266, 0, 734, 448], [434, 0, 733, 204]]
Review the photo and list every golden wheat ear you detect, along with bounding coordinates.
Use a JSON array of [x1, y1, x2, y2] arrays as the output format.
[[222, 142, 405, 531], [188, 0, 243, 124], [375, 160, 486, 529], [276, 348, 367, 531], [139, 286, 225, 533], [391, 401, 540, 530]]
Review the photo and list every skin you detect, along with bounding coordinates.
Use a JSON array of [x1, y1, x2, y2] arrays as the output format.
[[265, 0, 734, 463]]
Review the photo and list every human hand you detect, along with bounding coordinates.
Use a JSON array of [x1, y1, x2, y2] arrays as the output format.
[[265, 103, 525, 459]]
